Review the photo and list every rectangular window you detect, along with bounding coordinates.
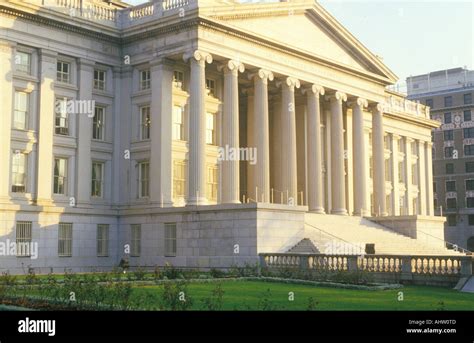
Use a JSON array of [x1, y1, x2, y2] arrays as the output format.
[[464, 144, 474, 156], [172, 106, 184, 140], [464, 110, 472, 122], [444, 112, 452, 124], [55, 98, 69, 135], [466, 162, 474, 173], [446, 198, 457, 209], [15, 51, 31, 74], [464, 93, 472, 105], [91, 162, 104, 198], [447, 214, 456, 226], [138, 161, 150, 198], [206, 112, 216, 145], [467, 197, 474, 208], [425, 99, 433, 108], [206, 78, 216, 97], [53, 157, 68, 195], [140, 69, 150, 90], [13, 91, 29, 130], [94, 69, 106, 91], [444, 130, 454, 141], [445, 147, 454, 158], [16, 221, 32, 257], [130, 224, 141, 257], [433, 182, 437, 193], [466, 179, 474, 191], [464, 128, 474, 139], [12, 152, 27, 193], [446, 163, 454, 174], [57, 61, 70, 83], [207, 165, 218, 202], [97, 224, 109, 257], [173, 160, 186, 198], [444, 96, 453, 108], [173, 70, 184, 89], [469, 215, 474, 226], [93, 106, 105, 141], [140, 106, 151, 140], [58, 223, 72, 257], [446, 180, 456, 192], [164, 223, 177, 257]]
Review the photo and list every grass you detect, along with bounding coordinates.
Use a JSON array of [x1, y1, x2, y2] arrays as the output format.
[[130, 280, 474, 311]]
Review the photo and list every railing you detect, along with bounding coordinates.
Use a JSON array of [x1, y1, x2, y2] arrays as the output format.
[[384, 92, 430, 120]]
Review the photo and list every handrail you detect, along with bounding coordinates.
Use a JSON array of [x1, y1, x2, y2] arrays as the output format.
[[416, 228, 472, 254]]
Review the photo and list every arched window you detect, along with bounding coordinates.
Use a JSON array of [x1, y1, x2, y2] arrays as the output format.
[[467, 237, 474, 252]]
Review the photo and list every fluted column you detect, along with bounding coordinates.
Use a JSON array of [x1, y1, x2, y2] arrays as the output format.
[[391, 134, 401, 216], [0, 40, 15, 202], [425, 141, 435, 216], [36, 49, 58, 205], [250, 69, 273, 202], [417, 140, 427, 215], [279, 77, 300, 204], [351, 98, 369, 216], [404, 137, 414, 215], [304, 84, 325, 213], [184, 50, 212, 205], [221, 60, 245, 204], [372, 103, 387, 216], [329, 92, 348, 215]]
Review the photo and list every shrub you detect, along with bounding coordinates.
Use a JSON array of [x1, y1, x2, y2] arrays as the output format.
[[201, 283, 225, 311], [257, 288, 282, 311], [162, 263, 180, 280], [209, 268, 225, 279], [307, 297, 319, 311], [159, 281, 193, 311]]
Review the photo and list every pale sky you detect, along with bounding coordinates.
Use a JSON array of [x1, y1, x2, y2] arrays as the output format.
[[126, 0, 474, 85]]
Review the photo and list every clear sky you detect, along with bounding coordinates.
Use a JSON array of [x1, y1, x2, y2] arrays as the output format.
[[126, 0, 473, 85]]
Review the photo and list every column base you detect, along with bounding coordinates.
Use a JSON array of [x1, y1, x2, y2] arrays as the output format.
[[222, 200, 241, 205], [331, 208, 348, 216], [308, 207, 325, 214], [186, 197, 209, 206]]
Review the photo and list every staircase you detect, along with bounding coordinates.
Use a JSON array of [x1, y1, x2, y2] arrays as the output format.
[[288, 213, 465, 256]]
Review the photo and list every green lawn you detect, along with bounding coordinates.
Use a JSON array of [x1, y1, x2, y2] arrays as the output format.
[[131, 281, 474, 311]]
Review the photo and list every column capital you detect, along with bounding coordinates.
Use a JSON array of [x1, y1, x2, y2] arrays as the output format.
[[183, 50, 213, 65], [391, 133, 402, 141], [406, 137, 415, 143], [218, 60, 245, 75], [249, 69, 274, 84], [370, 102, 385, 113], [277, 76, 301, 91], [326, 91, 347, 103], [426, 141, 434, 148], [302, 84, 325, 96], [348, 97, 368, 109]]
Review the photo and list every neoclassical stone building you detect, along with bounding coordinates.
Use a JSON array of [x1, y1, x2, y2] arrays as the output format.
[[0, 0, 454, 273]]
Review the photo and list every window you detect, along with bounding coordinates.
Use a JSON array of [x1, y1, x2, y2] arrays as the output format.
[[131, 224, 141, 257], [464, 128, 474, 139], [444, 112, 452, 124], [173, 160, 186, 198], [469, 215, 474, 226], [433, 182, 437, 192], [434, 198, 438, 209], [446, 180, 456, 192], [55, 98, 69, 135], [164, 223, 177, 257], [398, 161, 404, 183], [53, 158, 68, 195], [140, 69, 150, 90], [138, 161, 149, 198], [464, 110, 472, 122], [140, 106, 151, 140], [16, 221, 32, 257], [206, 78, 216, 97], [97, 224, 109, 257], [467, 197, 474, 208], [207, 165, 218, 202], [466, 162, 474, 173], [444, 96, 453, 108], [173, 71, 184, 89], [94, 69, 106, 91], [464, 144, 474, 156], [91, 162, 104, 198], [445, 147, 454, 158], [58, 223, 72, 257], [446, 198, 457, 209], [425, 99, 433, 108], [172, 106, 184, 140], [13, 91, 28, 130], [466, 180, 474, 191], [57, 61, 70, 83], [464, 93, 472, 105], [444, 130, 454, 141], [15, 51, 31, 74], [446, 163, 454, 174], [206, 112, 216, 145], [447, 214, 456, 226], [92, 106, 105, 141], [11, 152, 27, 193]]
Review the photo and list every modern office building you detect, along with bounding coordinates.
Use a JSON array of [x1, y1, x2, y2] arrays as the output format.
[[407, 68, 474, 252], [0, 0, 456, 273]]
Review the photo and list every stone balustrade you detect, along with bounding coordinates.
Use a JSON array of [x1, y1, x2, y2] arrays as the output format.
[[384, 92, 431, 120]]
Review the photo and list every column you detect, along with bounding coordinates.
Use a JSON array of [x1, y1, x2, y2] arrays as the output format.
[[0, 40, 15, 201], [391, 134, 401, 216], [150, 58, 174, 206], [404, 137, 413, 215], [76, 58, 94, 206], [251, 69, 273, 203], [221, 60, 245, 204], [112, 66, 122, 205], [305, 84, 325, 213], [372, 103, 387, 216], [246, 90, 255, 200], [417, 140, 427, 215], [36, 49, 57, 205], [280, 77, 300, 204], [425, 141, 435, 216], [184, 50, 212, 205], [329, 91, 348, 215], [351, 98, 369, 216]]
